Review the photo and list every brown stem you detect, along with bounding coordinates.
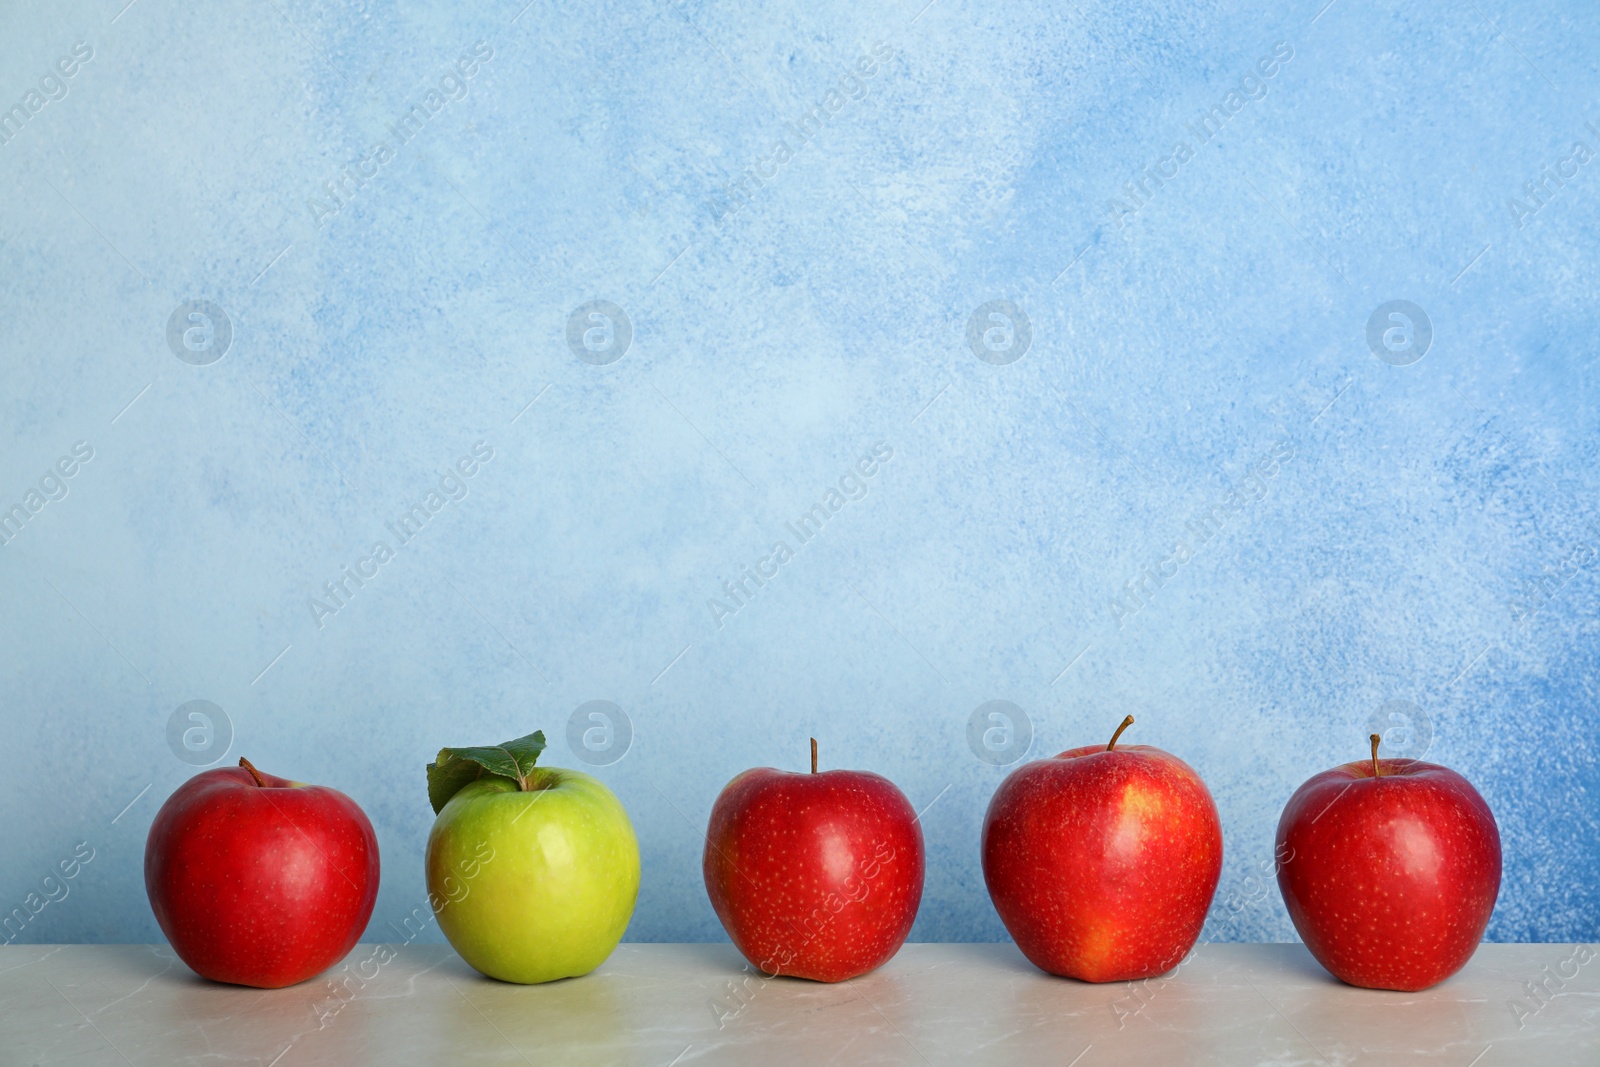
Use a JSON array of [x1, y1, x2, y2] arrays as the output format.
[[810, 737, 818, 775], [239, 756, 266, 788], [1107, 715, 1135, 752], [1370, 733, 1381, 778]]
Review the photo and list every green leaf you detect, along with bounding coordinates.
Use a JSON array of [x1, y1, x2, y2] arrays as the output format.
[[427, 730, 547, 813]]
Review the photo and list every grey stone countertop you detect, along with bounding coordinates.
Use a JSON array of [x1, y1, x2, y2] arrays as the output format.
[[1, 943, 1594, 1065]]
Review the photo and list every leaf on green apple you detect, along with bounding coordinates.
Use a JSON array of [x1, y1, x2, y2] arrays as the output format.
[[426, 730, 547, 813]]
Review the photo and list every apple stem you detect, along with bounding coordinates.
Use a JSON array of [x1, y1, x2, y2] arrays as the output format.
[[1370, 733, 1381, 778], [1107, 715, 1135, 752], [810, 737, 818, 775], [238, 757, 266, 788]]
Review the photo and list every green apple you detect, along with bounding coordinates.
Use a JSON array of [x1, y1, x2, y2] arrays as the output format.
[[424, 729, 639, 984]]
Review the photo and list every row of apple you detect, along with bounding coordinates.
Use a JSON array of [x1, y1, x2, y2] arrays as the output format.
[[143, 716, 1501, 994]]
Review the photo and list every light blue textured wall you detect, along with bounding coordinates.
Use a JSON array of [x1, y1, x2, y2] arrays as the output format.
[[1, 0, 1596, 948]]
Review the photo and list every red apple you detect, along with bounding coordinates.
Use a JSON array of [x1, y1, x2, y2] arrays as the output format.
[[145, 757, 380, 988], [1275, 736, 1500, 991], [981, 716, 1223, 982], [703, 739, 924, 982]]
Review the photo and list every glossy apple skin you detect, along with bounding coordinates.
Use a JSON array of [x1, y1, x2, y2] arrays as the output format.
[[145, 765, 379, 988], [427, 770, 640, 984], [982, 743, 1223, 982], [704, 768, 924, 983], [1275, 757, 1500, 991]]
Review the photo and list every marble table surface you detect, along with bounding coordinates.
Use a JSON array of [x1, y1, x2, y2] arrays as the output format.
[[1, 943, 1593, 1065]]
